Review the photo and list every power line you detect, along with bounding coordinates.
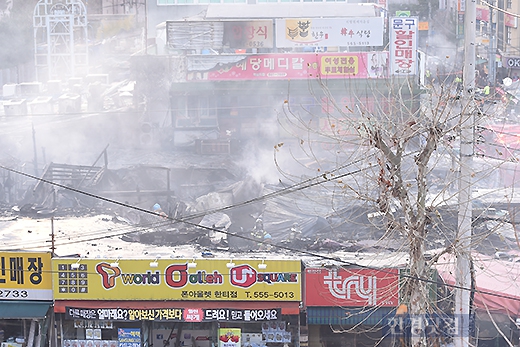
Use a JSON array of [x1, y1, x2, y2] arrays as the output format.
[[3, 162, 520, 306]]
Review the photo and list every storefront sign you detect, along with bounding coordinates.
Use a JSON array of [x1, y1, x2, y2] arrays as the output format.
[[0, 251, 52, 300], [190, 52, 388, 81], [304, 268, 399, 307], [118, 329, 141, 347], [166, 20, 274, 50], [223, 21, 273, 49], [476, 5, 490, 22], [54, 259, 301, 301], [66, 307, 184, 321], [389, 17, 418, 75], [505, 14, 518, 28], [275, 18, 383, 47], [505, 57, 520, 68], [218, 328, 241, 347]]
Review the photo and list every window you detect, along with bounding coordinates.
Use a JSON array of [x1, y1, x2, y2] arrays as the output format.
[[174, 95, 217, 128], [507, 0, 512, 8]]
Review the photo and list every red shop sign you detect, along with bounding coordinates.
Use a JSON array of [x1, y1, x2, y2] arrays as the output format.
[[304, 268, 399, 307]]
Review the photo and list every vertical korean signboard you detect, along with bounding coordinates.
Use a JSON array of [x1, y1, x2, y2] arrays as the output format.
[[389, 17, 418, 76]]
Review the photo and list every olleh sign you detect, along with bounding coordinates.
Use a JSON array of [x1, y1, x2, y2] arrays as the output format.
[[53, 259, 301, 301]]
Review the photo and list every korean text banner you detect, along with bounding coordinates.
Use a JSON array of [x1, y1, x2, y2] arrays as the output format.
[[304, 268, 399, 307], [275, 18, 383, 48], [0, 251, 52, 300], [53, 259, 301, 301], [389, 17, 418, 76], [65, 307, 281, 322], [189, 52, 388, 81]]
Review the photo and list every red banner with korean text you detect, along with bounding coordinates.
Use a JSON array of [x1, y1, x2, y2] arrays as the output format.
[[188, 52, 388, 81], [304, 268, 399, 307]]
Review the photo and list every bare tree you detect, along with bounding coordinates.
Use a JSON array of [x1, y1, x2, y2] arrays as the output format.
[[275, 74, 520, 347]]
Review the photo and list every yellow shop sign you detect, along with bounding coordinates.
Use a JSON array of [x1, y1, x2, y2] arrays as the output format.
[[0, 251, 52, 300], [53, 258, 301, 301]]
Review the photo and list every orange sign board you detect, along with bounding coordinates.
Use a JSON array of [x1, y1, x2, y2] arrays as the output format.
[[418, 22, 429, 30], [52, 259, 301, 301]]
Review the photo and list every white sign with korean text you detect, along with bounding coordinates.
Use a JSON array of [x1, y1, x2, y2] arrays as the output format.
[[275, 18, 384, 48], [389, 17, 418, 76]]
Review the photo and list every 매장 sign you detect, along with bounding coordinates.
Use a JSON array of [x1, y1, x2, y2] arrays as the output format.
[[0, 251, 52, 300], [53, 259, 301, 301], [275, 18, 383, 48], [304, 268, 399, 307], [389, 17, 418, 76]]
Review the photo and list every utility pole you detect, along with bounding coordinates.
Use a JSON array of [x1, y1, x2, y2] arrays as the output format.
[[455, 0, 475, 347], [48, 217, 55, 255], [488, 1, 495, 85], [32, 123, 38, 177]]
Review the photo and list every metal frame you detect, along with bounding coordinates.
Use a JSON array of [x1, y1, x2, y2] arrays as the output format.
[[33, 0, 89, 82]]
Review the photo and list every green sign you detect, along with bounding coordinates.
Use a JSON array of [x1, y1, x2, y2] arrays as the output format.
[[396, 11, 411, 17]]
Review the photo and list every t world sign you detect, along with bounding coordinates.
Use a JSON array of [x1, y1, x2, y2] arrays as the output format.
[[304, 268, 399, 307]]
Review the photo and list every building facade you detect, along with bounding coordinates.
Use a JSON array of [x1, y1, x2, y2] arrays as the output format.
[[51, 258, 301, 347]]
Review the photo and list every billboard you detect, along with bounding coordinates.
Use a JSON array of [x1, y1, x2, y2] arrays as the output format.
[[53, 259, 301, 301], [0, 251, 53, 300], [189, 52, 388, 81], [275, 18, 384, 48], [166, 21, 273, 50], [304, 268, 399, 307], [389, 17, 418, 76]]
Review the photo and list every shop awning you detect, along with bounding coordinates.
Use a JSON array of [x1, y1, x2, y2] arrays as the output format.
[[436, 253, 520, 316], [307, 307, 395, 325], [0, 301, 52, 319]]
